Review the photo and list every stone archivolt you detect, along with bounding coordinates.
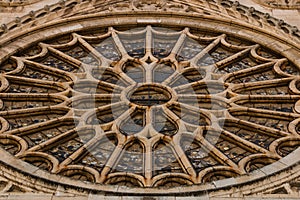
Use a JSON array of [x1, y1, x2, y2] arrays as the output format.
[[0, 0, 300, 42]]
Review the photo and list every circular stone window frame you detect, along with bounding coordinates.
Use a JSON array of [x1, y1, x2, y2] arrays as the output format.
[[124, 83, 175, 107], [0, 9, 300, 196]]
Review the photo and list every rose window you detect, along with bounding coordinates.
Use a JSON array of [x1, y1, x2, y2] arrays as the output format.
[[0, 25, 300, 188]]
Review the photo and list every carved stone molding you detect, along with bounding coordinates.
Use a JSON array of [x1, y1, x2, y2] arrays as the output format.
[[253, 0, 300, 9], [0, 0, 299, 45], [0, 0, 40, 7]]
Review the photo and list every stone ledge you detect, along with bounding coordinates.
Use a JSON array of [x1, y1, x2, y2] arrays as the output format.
[[0, 194, 298, 199]]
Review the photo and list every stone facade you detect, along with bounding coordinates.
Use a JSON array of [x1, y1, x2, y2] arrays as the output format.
[[0, 0, 299, 29], [253, 0, 300, 9], [0, 0, 300, 199]]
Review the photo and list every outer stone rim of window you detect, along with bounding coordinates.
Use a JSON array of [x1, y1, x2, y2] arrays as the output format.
[[0, 2, 299, 197]]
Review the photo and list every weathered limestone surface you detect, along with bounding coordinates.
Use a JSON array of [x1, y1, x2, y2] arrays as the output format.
[[0, 0, 299, 199]]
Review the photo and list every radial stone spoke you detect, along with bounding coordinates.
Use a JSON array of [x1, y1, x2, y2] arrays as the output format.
[[195, 133, 241, 172], [77, 36, 110, 66], [170, 28, 189, 57], [111, 30, 129, 58], [145, 26, 153, 55], [191, 35, 224, 64], [59, 133, 104, 167]]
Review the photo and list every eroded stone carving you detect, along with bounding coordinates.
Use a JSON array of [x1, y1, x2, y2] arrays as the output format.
[[253, 0, 300, 9]]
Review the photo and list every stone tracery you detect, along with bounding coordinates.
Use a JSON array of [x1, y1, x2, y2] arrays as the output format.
[[0, 25, 299, 188]]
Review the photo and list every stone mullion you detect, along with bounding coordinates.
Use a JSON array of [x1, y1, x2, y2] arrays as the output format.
[[194, 132, 242, 173], [117, 71, 136, 85], [232, 106, 300, 120], [170, 28, 189, 59], [162, 105, 185, 133], [42, 44, 82, 67], [110, 29, 129, 59], [177, 94, 207, 100], [144, 140, 152, 186], [228, 107, 298, 137], [0, 103, 69, 117], [145, 25, 153, 57], [172, 142, 197, 178], [99, 143, 124, 183], [141, 106, 159, 139], [4, 74, 69, 91], [97, 77, 126, 91], [230, 93, 300, 112], [145, 107, 157, 185], [162, 105, 197, 178], [76, 35, 111, 66], [22, 59, 76, 81], [177, 94, 229, 106], [0, 113, 68, 136], [229, 94, 300, 126], [90, 93, 121, 103], [223, 61, 276, 81], [174, 100, 210, 116], [162, 105, 188, 134], [94, 101, 127, 126], [86, 93, 121, 99], [190, 34, 224, 64], [95, 100, 125, 111], [146, 106, 153, 126], [174, 99, 220, 126], [230, 76, 294, 93], [87, 101, 127, 130], [220, 128, 271, 155], [171, 79, 206, 95], [26, 128, 77, 152], [162, 105, 181, 121], [58, 134, 106, 171], [231, 93, 299, 102], [214, 47, 253, 69], [0, 93, 67, 102], [144, 26, 154, 83], [112, 105, 136, 132], [228, 78, 298, 101], [161, 70, 181, 86], [145, 65, 153, 83]]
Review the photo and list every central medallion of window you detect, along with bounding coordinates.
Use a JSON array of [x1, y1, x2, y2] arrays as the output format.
[[129, 84, 172, 106]]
